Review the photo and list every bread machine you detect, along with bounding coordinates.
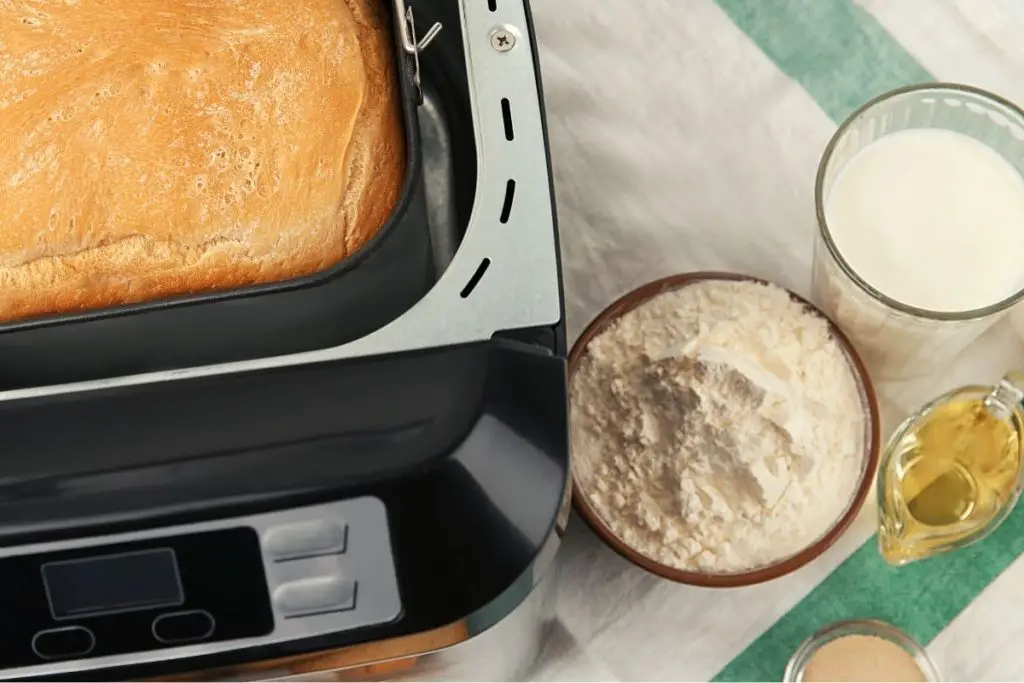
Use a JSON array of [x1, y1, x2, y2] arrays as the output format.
[[0, 0, 569, 679]]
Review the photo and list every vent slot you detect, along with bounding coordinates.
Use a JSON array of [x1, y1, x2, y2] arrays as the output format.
[[460, 259, 491, 298], [500, 180, 516, 224], [501, 98, 514, 141], [488, 0, 497, 10]]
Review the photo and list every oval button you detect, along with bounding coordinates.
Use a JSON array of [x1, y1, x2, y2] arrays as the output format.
[[152, 610, 216, 644], [262, 520, 347, 560], [32, 626, 95, 660]]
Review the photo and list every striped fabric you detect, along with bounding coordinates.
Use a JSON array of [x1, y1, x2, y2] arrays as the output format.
[[531, 0, 1024, 680]]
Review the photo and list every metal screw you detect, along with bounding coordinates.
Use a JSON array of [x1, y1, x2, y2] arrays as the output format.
[[490, 28, 515, 52]]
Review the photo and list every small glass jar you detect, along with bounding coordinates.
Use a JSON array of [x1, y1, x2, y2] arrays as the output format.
[[784, 619, 940, 682], [811, 83, 1024, 381]]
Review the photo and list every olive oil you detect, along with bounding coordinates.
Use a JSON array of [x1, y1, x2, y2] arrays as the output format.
[[878, 379, 1024, 566]]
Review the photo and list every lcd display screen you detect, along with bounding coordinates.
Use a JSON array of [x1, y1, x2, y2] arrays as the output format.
[[42, 548, 184, 620]]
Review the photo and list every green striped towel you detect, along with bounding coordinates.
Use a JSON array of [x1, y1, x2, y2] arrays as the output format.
[[532, 0, 1024, 680]]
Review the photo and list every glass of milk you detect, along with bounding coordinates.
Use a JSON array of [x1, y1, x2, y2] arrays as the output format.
[[812, 83, 1024, 380]]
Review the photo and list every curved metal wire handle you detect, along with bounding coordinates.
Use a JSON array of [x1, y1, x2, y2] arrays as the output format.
[[394, 0, 443, 101]]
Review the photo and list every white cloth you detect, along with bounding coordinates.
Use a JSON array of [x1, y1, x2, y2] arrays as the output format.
[[530, 0, 1024, 679]]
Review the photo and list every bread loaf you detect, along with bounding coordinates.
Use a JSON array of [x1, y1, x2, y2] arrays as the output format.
[[0, 0, 405, 321]]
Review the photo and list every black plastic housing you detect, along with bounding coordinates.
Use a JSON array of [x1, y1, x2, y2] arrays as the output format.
[[0, 336, 570, 682]]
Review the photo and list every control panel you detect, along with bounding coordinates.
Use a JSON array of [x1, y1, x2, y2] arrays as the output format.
[[0, 497, 401, 679]]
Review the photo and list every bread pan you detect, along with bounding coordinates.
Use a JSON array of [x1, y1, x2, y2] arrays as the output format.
[[0, 1, 434, 388]]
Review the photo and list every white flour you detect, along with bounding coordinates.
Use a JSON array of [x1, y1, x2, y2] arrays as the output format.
[[570, 280, 867, 574]]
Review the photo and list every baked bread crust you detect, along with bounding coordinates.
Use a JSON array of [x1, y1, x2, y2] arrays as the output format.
[[0, 0, 405, 321]]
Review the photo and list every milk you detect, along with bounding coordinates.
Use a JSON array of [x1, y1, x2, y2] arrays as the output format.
[[813, 127, 1024, 379], [824, 128, 1024, 313]]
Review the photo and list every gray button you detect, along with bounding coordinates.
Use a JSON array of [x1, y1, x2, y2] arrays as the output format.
[[273, 576, 357, 617], [262, 520, 347, 560]]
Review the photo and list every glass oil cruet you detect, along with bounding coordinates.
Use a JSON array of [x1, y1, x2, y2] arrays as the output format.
[[878, 370, 1024, 566]]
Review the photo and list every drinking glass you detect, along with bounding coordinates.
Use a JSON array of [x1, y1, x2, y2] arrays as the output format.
[[812, 83, 1024, 380]]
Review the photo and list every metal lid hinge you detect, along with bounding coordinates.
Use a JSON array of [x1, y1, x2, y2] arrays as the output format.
[[394, 0, 442, 104]]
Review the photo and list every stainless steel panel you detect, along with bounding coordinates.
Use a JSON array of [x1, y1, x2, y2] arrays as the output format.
[[274, 546, 561, 682]]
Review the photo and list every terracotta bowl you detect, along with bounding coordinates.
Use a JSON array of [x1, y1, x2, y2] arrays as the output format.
[[568, 271, 881, 588]]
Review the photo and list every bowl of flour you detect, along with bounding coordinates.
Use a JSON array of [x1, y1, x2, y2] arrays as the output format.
[[569, 272, 879, 587]]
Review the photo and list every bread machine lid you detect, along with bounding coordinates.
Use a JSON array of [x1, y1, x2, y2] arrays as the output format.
[[0, 333, 565, 541]]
